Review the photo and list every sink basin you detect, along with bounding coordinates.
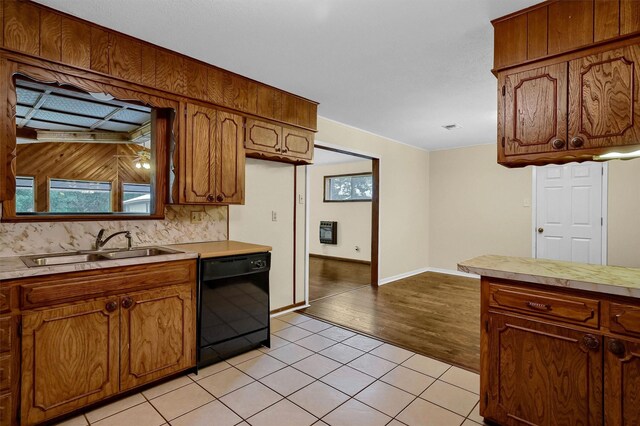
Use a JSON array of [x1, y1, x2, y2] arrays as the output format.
[[21, 247, 180, 267], [98, 247, 178, 260], [21, 252, 105, 267]]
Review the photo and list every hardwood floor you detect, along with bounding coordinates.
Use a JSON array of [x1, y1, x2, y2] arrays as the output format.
[[308, 256, 371, 301], [303, 271, 481, 372]]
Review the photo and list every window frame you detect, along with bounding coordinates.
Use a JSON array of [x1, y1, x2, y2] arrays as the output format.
[[15, 175, 36, 213], [48, 178, 113, 214], [323, 172, 373, 203]]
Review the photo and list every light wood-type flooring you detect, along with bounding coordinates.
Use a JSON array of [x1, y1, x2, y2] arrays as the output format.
[[304, 271, 480, 372], [308, 256, 371, 301]]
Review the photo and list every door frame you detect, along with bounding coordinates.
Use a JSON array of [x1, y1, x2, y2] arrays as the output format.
[[531, 162, 608, 264], [305, 142, 380, 302]]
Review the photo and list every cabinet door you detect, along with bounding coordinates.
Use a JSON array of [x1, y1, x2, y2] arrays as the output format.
[[216, 112, 245, 204], [503, 63, 568, 156], [569, 45, 640, 150], [120, 284, 195, 391], [245, 119, 282, 155], [604, 338, 640, 425], [484, 313, 602, 425], [184, 103, 217, 203], [282, 127, 314, 162], [21, 298, 120, 425]]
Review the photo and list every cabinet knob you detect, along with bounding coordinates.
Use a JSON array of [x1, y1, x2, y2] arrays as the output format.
[[206, 194, 214, 202], [552, 139, 566, 150], [608, 339, 626, 357], [105, 300, 118, 312], [122, 297, 134, 309], [282, 148, 288, 153], [216, 195, 224, 202], [581, 334, 600, 351], [570, 137, 584, 148], [275, 147, 281, 152]]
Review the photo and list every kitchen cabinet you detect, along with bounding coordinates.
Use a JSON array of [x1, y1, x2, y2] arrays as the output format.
[[604, 337, 640, 424], [0, 259, 197, 425], [120, 284, 194, 391], [499, 43, 640, 165], [179, 103, 244, 204], [21, 298, 120, 425], [480, 275, 640, 426], [245, 118, 314, 164], [485, 313, 602, 425]]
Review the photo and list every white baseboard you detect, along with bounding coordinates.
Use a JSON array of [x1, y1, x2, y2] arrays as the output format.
[[270, 304, 310, 318], [378, 266, 479, 286], [427, 267, 479, 279], [379, 267, 430, 285]]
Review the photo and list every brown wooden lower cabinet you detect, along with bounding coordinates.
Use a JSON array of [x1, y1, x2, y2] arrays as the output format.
[[21, 298, 120, 425], [120, 284, 194, 391], [1, 260, 197, 426], [485, 313, 602, 425], [482, 277, 640, 426], [604, 338, 640, 425]]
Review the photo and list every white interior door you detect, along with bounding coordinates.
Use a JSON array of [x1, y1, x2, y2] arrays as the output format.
[[535, 162, 605, 264]]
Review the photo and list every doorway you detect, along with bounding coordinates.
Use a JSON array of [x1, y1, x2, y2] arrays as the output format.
[[533, 162, 607, 264], [305, 145, 379, 302]]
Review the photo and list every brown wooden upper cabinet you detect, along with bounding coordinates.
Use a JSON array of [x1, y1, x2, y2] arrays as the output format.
[[245, 118, 314, 164], [176, 103, 245, 204], [495, 0, 640, 166], [493, 0, 640, 71], [500, 44, 640, 163]]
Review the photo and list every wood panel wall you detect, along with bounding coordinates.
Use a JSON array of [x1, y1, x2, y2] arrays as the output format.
[[0, 0, 318, 130], [492, 0, 640, 70], [16, 142, 149, 212]]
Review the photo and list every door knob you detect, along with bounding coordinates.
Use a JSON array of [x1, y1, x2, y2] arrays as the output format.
[[537, 227, 544, 233]]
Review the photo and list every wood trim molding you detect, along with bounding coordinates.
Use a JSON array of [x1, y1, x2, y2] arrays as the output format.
[[270, 301, 306, 315], [309, 253, 371, 265]]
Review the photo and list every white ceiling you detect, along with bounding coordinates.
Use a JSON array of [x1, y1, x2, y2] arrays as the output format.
[[35, 0, 538, 151]]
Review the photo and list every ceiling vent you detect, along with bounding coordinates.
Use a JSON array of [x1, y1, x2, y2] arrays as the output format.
[[442, 123, 462, 130]]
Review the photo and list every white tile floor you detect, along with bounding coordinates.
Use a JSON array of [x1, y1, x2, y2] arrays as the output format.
[[55, 313, 485, 426]]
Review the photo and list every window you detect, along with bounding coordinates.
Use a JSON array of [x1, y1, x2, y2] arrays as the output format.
[[122, 183, 151, 213], [16, 176, 35, 213], [49, 179, 112, 213], [324, 173, 373, 202]]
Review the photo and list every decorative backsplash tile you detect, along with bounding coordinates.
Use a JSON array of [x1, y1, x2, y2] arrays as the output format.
[[0, 205, 227, 256]]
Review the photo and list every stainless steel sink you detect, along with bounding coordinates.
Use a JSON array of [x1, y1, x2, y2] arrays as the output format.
[[21, 247, 180, 267], [98, 247, 178, 260]]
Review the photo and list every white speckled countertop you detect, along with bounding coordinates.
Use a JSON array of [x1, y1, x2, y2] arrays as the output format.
[[0, 248, 198, 281], [458, 255, 640, 298]]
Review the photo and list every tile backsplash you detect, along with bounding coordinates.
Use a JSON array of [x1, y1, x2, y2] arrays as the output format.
[[0, 205, 227, 256]]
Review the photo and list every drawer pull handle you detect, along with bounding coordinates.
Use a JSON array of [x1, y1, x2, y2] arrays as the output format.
[[608, 339, 626, 357], [582, 334, 600, 351], [105, 301, 118, 312], [122, 297, 134, 309], [526, 301, 551, 311]]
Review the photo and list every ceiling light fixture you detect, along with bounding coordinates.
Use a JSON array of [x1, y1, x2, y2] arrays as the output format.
[[134, 150, 151, 170], [442, 124, 462, 130], [593, 149, 640, 161]]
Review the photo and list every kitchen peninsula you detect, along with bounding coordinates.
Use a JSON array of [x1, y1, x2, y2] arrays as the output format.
[[459, 255, 640, 425]]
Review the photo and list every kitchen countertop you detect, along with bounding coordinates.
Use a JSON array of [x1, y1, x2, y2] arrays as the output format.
[[166, 240, 272, 258], [458, 255, 640, 298], [0, 249, 198, 281]]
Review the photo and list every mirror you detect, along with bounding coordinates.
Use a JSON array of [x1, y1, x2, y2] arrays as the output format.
[[14, 76, 157, 216]]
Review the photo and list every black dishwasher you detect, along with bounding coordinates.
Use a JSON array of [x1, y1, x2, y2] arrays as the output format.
[[198, 252, 271, 368]]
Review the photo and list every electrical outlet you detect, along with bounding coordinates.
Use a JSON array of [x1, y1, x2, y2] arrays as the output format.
[[191, 211, 204, 224], [523, 198, 531, 207], [271, 211, 277, 222]]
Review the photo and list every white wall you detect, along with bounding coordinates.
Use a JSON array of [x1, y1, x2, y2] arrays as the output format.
[[229, 158, 299, 311], [308, 160, 372, 262], [608, 158, 640, 268], [315, 117, 431, 282]]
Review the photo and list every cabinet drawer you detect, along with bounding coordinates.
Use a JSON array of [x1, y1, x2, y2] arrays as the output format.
[[489, 283, 599, 328], [0, 392, 10, 426], [18, 261, 195, 309], [0, 356, 9, 392], [609, 303, 640, 337], [0, 288, 9, 314], [0, 318, 9, 354]]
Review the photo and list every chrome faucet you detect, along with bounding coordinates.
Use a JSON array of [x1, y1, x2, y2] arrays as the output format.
[[95, 229, 133, 251]]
